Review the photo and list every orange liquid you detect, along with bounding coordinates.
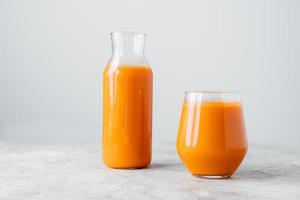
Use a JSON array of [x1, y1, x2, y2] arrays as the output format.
[[177, 101, 247, 176], [103, 65, 152, 168]]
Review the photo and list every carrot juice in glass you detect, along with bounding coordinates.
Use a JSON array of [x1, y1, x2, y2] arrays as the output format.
[[177, 91, 247, 178], [102, 32, 152, 169]]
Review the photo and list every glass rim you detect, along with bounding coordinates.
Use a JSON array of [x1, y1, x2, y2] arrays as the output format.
[[185, 90, 240, 94], [110, 32, 146, 37]]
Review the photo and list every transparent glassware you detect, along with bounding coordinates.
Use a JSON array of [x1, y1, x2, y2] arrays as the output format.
[[102, 32, 153, 168], [176, 91, 248, 178]]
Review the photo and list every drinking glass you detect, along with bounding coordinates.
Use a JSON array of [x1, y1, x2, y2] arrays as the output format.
[[176, 91, 248, 178]]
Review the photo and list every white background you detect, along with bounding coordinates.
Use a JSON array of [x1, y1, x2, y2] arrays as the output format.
[[1, 0, 299, 146]]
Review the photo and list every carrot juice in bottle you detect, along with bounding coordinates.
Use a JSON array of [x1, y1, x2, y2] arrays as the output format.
[[102, 32, 152, 168]]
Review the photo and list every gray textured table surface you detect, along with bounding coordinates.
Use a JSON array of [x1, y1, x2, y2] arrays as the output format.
[[0, 142, 299, 200]]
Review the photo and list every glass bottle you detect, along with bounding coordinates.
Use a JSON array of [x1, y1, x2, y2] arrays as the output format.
[[102, 32, 153, 168]]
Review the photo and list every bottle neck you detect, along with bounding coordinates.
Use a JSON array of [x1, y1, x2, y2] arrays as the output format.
[[111, 32, 146, 58]]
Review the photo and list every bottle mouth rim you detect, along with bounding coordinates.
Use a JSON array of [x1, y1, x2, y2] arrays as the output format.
[[110, 32, 146, 37]]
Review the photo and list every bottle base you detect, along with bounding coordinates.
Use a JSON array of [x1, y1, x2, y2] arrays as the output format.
[[103, 160, 151, 170], [106, 165, 150, 170]]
